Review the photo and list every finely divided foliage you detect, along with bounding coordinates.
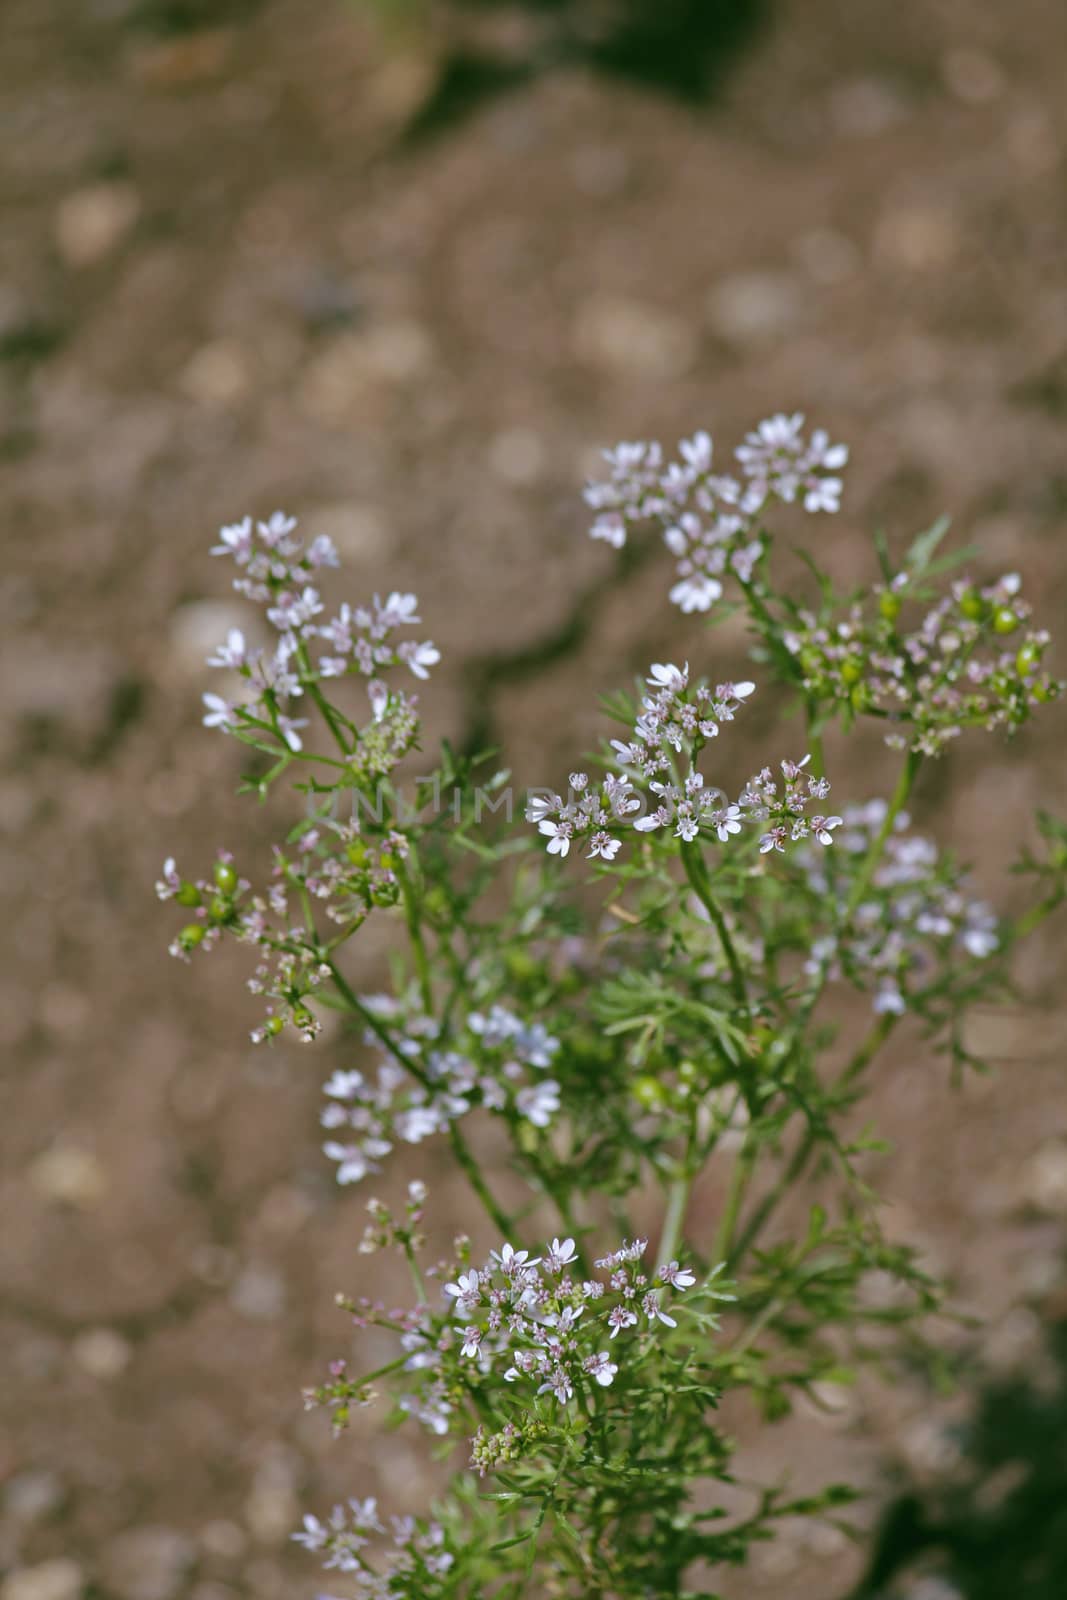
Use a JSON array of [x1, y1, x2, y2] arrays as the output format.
[[159, 418, 1066, 1597]]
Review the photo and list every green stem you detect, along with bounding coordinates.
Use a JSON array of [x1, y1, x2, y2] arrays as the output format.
[[398, 859, 434, 1013], [657, 1174, 691, 1269], [727, 1011, 899, 1270], [402, 1240, 427, 1306], [713, 1136, 757, 1265], [844, 750, 922, 920], [446, 1123, 514, 1240], [682, 847, 748, 1009], [1013, 892, 1065, 942]]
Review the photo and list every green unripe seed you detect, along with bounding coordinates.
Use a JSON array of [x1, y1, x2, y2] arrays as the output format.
[[993, 607, 1020, 635], [264, 1015, 284, 1037], [632, 1075, 667, 1110], [209, 895, 229, 920], [958, 590, 985, 622], [840, 658, 863, 687], [371, 882, 400, 907], [176, 882, 201, 908], [879, 592, 902, 623], [1033, 681, 1057, 703], [213, 861, 237, 894], [378, 851, 396, 871], [346, 841, 370, 867], [291, 1005, 314, 1031], [179, 923, 204, 949], [1016, 643, 1040, 675]]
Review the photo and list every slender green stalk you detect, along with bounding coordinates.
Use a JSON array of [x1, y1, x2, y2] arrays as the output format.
[[844, 749, 922, 919], [713, 1136, 757, 1265], [657, 1174, 691, 1270], [682, 847, 747, 1009], [398, 860, 434, 1013], [728, 1011, 899, 1269]]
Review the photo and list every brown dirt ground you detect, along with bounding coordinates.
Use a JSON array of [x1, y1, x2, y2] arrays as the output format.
[[2, 1, 1067, 1596]]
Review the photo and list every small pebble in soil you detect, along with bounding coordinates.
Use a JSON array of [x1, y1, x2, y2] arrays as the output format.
[[71, 1327, 132, 1381], [0, 1561, 83, 1600], [54, 184, 140, 269]]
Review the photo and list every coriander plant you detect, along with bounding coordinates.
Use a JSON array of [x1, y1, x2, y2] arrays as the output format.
[[159, 415, 1065, 1597]]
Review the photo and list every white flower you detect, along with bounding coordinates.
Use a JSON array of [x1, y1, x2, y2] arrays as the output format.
[[367, 679, 389, 720], [713, 804, 743, 842], [398, 639, 441, 680], [545, 1237, 579, 1272], [378, 591, 421, 626], [202, 691, 236, 731], [670, 575, 722, 613], [444, 1270, 482, 1312], [491, 1243, 541, 1272], [647, 662, 688, 690], [516, 1079, 560, 1128], [813, 814, 843, 846], [155, 858, 180, 900], [679, 430, 713, 472], [277, 714, 308, 752], [587, 831, 621, 861], [292, 1514, 328, 1552], [584, 1352, 618, 1387], [538, 820, 571, 858], [207, 628, 250, 669], [658, 1260, 696, 1289], [323, 1142, 372, 1185]]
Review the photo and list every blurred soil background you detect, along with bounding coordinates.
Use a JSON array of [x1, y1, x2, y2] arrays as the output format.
[[2, 1, 1067, 1597]]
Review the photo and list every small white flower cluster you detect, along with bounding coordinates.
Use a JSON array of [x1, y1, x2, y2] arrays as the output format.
[[584, 416, 847, 614], [737, 754, 843, 855], [204, 510, 439, 751], [446, 1236, 695, 1417], [293, 1499, 453, 1597], [528, 664, 756, 859], [531, 669, 841, 864], [800, 801, 1000, 1015], [322, 999, 562, 1185]]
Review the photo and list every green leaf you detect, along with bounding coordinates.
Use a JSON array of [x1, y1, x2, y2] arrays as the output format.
[[904, 515, 951, 574]]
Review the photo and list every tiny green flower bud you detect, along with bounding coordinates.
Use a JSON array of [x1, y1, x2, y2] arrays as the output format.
[[993, 606, 1020, 635], [213, 860, 237, 894], [179, 923, 204, 950]]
